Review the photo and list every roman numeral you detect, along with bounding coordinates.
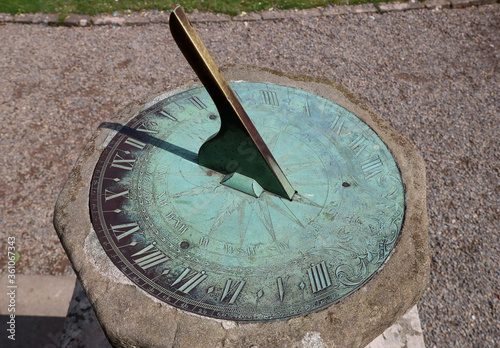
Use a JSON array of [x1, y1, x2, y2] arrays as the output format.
[[136, 122, 159, 134], [111, 153, 136, 171], [220, 279, 246, 304], [277, 277, 286, 302], [224, 244, 234, 254], [172, 268, 207, 294], [261, 90, 279, 106], [246, 245, 257, 256], [349, 135, 368, 157], [361, 156, 383, 179], [188, 96, 207, 110], [104, 189, 129, 201], [199, 236, 210, 247], [303, 100, 311, 116], [307, 261, 332, 293], [124, 137, 146, 150], [330, 114, 345, 135], [131, 244, 170, 270], [157, 191, 168, 207], [110, 221, 140, 240], [158, 109, 178, 121], [165, 212, 188, 234]]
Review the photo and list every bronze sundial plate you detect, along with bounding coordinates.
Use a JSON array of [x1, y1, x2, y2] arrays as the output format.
[[54, 66, 429, 348]]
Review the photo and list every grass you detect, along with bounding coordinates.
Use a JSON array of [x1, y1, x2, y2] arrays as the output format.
[[0, 0, 376, 17]]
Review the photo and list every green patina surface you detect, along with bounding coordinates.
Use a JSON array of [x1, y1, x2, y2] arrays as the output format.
[[90, 81, 405, 321]]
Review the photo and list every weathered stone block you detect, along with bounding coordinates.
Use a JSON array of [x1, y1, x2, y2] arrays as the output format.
[[425, 0, 452, 9], [64, 14, 92, 27], [379, 1, 426, 12], [232, 12, 262, 21], [14, 14, 35, 24], [32, 14, 58, 24], [350, 3, 378, 13], [262, 8, 321, 20], [124, 16, 150, 26], [91, 16, 126, 26], [450, 0, 475, 7], [0, 13, 14, 22], [149, 13, 170, 23], [320, 5, 352, 16], [292, 8, 322, 17], [188, 10, 231, 22], [471, 0, 497, 4]]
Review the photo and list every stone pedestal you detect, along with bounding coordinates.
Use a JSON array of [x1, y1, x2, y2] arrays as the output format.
[[54, 66, 429, 348]]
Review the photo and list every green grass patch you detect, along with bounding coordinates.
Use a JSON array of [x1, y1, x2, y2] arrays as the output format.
[[0, 0, 376, 17]]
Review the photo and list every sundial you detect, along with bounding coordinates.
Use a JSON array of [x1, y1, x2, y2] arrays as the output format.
[[55, 6, 429, 347]]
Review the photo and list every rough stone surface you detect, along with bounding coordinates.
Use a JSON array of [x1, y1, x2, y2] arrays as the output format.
[[124, 16, 150, 26], [261, 9, 289, 20], [14, 14, 35, 24], [149, 13, 170, 23], [472, 0, 498, 4], [31, 14, 58, 24], [450, 0, 476, 7], [232, 12, 262, 21], [379, 1, 426, 12], [261, 8, 322, 20], [320, 5, 352, 16], [290, 8, 322, 17], [53, 65, 429, 348], [0, 13, 13, 22], [189, 9, 231, 22], [350, 4, 378, 14], [425, 0, 452, 9], [92, 16, 126, 26], [64, 14, 92, 27]]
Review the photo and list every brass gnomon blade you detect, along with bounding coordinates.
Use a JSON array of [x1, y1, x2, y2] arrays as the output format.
[[169, 6, 296, 200]]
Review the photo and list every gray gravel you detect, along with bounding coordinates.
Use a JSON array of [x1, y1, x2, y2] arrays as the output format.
[[0, 5, 498, 347]]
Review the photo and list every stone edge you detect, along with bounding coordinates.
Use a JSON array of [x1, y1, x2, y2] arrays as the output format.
[[1, 1, 498, 26]]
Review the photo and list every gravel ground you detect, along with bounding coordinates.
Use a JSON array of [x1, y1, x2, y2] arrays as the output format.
[[0, 5, 498, 347]]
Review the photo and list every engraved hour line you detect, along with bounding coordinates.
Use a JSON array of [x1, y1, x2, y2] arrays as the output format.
[[172, 268, 208, 294], [124, 137, 146, 150], [261, 90, 279, 106], [158, 109, 178, 121], [220, 279, 246, 304], [131, 244, 170, 270], [361, 156, 384, 179], [349, 134, 368, 157], [188, 96, 207, 110], [104, 189, 129, 201], [307, 261, 332, 293], [110, 153, 136, 170], [110, 221, 140, 240]]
